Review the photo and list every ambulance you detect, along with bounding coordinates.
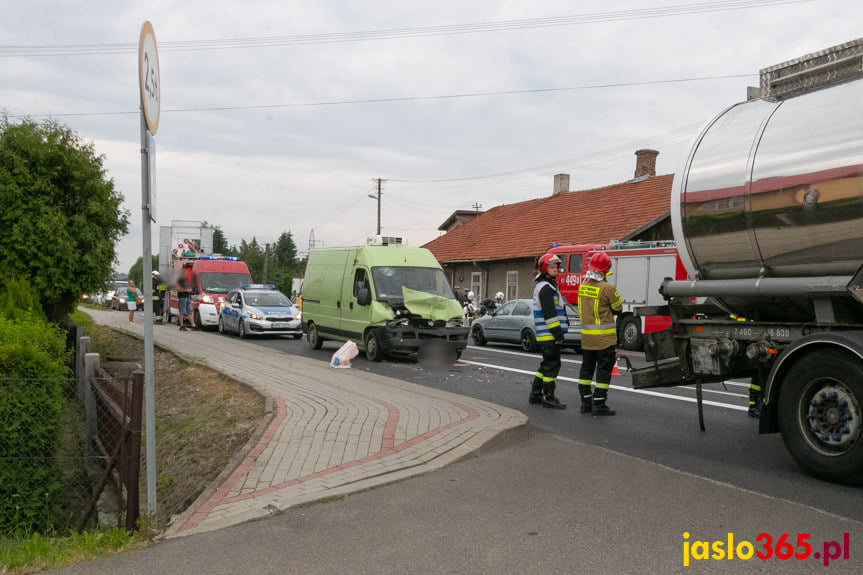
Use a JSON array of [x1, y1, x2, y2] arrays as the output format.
[[549, 241, 689, 350], [167, 255, 252, 328]]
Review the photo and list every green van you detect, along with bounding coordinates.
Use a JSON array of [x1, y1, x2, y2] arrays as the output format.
[[301, 245, 469, 361]]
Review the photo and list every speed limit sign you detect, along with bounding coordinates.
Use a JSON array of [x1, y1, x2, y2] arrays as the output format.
[[138, 21, 160, 135]]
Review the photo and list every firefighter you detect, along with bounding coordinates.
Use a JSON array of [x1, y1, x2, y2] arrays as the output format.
[[577, 252, 623, 415], [529, 253, 568, 409], [151, 270, 165, 323]]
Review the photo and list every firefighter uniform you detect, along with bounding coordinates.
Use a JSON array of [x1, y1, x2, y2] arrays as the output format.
[[577, 266, 623, 415], [529, 254, 568, 409], [152, 271, 165, 322]]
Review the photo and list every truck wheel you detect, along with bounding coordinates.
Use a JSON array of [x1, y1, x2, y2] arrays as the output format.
[[471, 324, 487, 346], [619, 315, 643, 351], [365, 330, 385, 362], [307, 322, 323, 350], [521, 329, 538, 352], [777, 349, 863, 485]]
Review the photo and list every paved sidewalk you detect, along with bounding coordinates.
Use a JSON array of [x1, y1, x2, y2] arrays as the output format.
[[83, 309, 527, 537]]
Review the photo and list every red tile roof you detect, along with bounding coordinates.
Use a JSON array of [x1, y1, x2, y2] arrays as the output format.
[[423, 174, 674, 262]]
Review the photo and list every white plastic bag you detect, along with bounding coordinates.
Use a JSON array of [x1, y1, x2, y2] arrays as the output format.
[[330, 340, 359, 368]]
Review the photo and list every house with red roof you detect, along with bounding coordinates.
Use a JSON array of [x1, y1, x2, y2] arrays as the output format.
[[422, 150, 674, 301]]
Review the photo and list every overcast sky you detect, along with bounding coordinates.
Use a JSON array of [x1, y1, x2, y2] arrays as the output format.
[[2, 0, 860, 272]]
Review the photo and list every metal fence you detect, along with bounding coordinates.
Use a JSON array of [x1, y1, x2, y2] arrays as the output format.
[[0, 335, 143, 535]]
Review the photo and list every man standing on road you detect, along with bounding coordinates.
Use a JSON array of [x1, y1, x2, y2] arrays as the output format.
[[528, 253, 568, 409], [577, 252, 623, 415], [177, 262, 196, 331]]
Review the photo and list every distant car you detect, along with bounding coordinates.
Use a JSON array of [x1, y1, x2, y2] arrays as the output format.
[[218, 284, 303, 339], [111, 283, 143, 311], [470, 298, 581, 352]]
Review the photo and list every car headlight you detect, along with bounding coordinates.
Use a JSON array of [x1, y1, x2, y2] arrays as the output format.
[[248, 313, 264, 320], [201, 295, 215, 304], [446, 318, 465, 328], [295, 311, 302, 321]]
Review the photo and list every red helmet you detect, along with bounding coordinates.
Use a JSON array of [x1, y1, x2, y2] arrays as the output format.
[[537, 253, 563, 274], [588, 252, 612, 273]]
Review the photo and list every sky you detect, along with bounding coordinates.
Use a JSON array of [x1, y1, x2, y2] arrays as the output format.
[[2, 0, 860, 273]]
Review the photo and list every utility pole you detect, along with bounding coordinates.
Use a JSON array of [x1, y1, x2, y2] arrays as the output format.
[[262, 243, 270, 283], [368, 178, 385, 235]]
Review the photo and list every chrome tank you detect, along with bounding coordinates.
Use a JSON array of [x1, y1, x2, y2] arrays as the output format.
[[671, 78, 863, 321]]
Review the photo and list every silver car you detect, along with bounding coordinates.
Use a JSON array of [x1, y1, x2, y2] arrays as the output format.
[[470, 299, 581, 352], [218, 285, 303, 339]]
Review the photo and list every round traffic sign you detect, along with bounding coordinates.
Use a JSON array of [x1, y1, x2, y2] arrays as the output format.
[[138, 21, 160, 135]]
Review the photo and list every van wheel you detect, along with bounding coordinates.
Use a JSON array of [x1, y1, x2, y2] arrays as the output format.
[[619, 315, 643, 351], [195, 310, 203, 331], [521, 329, 538, 352], [307, 323, 323, 350], [778, 349, 863, 485], [365, 330, 385, 362]]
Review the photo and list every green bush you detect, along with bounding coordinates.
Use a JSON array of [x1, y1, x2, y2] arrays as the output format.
[[0, 281, 70, 535]]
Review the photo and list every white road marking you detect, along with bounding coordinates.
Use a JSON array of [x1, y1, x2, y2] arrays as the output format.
[[461, 359, 748, 412]]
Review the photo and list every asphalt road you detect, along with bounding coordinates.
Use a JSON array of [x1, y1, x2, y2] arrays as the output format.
[[236, 332, 863, 523]]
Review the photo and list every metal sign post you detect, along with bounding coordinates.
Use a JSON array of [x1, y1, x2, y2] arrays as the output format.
[[138, 20, 160, 520]]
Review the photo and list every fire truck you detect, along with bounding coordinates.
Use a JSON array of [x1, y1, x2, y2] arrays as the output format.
[[549, 241, 689, 350], [167, 255, 252, 328]]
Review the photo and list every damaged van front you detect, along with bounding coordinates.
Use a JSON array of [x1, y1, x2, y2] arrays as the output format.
[[359, 270, 469, 361], [301, 245, 468, 362]]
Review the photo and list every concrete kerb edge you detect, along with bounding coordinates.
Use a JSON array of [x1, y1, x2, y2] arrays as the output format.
[[177, 415, 533, 538], [160, 395, 277, 540]]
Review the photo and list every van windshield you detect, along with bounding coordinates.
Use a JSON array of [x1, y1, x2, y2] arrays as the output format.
[[200, 272, 252, 294], [370, 267, 455, 301]]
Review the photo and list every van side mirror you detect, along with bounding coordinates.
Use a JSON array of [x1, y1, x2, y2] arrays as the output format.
[[357, 288, 371, 306]]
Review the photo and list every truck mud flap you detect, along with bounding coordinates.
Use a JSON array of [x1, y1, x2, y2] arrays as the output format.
[[631, 358, 690, 389]]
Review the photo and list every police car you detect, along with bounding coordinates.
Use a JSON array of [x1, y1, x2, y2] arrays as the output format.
[[217, 284, 303, 339]]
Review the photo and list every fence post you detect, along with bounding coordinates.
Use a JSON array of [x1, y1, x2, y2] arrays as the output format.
[[77, 336, 90, 403], [83, 353, 100, 448], [126, 370, 144, 531]]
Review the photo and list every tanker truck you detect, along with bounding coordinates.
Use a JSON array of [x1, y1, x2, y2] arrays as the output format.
[[631, 38, 863, 485]]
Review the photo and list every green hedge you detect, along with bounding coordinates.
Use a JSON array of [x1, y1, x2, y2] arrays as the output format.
[[0, 282, 70, 535]]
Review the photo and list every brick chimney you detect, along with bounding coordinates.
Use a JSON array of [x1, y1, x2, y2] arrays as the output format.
[[553, 173, 570, 196], [634, 149, 659, 178]]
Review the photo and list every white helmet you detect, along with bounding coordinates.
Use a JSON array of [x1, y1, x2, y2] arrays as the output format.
[[467, 291, 475, 301], [152, 270, 160, 276], [495, 291, 505, 302]]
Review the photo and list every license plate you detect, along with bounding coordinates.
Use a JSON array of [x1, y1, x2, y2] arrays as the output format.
[[273, 322, 290, 328]]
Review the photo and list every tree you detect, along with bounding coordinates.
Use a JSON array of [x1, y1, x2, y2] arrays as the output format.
[[211, 225, 233, 256], [235, 238, 264, 282], [274, 232, 297, 269], [0, 117, 129, 322], [128, 254, 159, 287]]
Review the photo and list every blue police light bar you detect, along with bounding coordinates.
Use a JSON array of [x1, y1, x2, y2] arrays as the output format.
[[239, 284, 276, 290], [196, 254, 239, 261]]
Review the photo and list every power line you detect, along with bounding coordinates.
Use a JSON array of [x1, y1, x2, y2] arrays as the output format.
[[0, 0, 812, 57], [6, 74, 754, 119]]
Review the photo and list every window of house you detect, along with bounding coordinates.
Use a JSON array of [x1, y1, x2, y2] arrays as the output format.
[[470, 272, 482, 298], [506, 271, 518, 301]]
